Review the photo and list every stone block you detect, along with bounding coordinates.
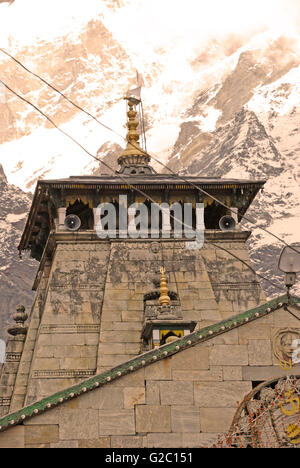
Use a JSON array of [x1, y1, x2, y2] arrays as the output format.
[[12, 385, 27, 397], [209, 329, 239, 345], [111, 368, 145, 387], [124, 387, 145, 408], [126, 343, 141, 354], [171, 406, 200, 433], [78, 438, 111, 448], [199, 408, 236, 433], [112, 322, 142, 331], [242, 365, 296, 381], [171, 345, 209, 370], [16, 373, 28, 386], [223, 366, 242, 381], [273, 308, 300, 327], [9, 396, 25, 412], [0, 384, 13, 396], [63, 399, 79, 410], [181, 433, 219, 448], [248, 340, 272, 366], [36, 346, 55, 358], [101, 330, 141, 343], [1, 362, 19, 374], [145, 359, 172, 380], [238, 322, 271, 344], [60, 357, 94, 369], [25, 443, 50, 448], [6, 340, 25, 353], [37, 334, 53, 346], [194, 381, 251, 408], [98, 354, 133, 368], [105, 291, 130, 301], [50, 440, 79, 448], [121, 310, 144, 322], [0, 372, 17, 387], [0, 426, 24, 448], [23, 408, 60, 425], [99, 410, 135, 435], [127, 300, 144, 311], [99, 308, 122, 321], [17, 362, 31, 374], [98, 343, 126, 355], [160, 381, 194, 405], [49, 346, 84, 359], [25, 425, 59, 445], [101, 321, 114, 331], [32, 358, 61, 371], [78, 386, 124, 410], [80, 345, 98, 358], [180, 299, 195, 311], [217, 300, 234, 312], [59, 409, 99, 440], [135, 405, 171, 433], [199, 309, 223, 321], [85, 334, 99, 345], [147, 433, 182, 448], [111, 436, 143, 448], [172, 367, 223, 382], [194, 299, 218, 311], [146, 381, 160, 404], [51, 334, 86, 346], [209, 345, 248, 366]]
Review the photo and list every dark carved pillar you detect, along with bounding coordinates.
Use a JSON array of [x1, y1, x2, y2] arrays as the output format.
[[0, 305, 28, 416]]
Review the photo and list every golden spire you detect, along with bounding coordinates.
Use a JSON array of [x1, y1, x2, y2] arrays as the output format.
[[117, 99, 150, 170], [120, 100, 144, 158], [158, 267, 171, 306]]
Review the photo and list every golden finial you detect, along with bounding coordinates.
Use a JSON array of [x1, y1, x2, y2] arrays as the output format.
[[119, 100, 145, 158], [159, 267, 171, 306]]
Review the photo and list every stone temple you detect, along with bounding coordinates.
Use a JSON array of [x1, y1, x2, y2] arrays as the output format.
[[0, 99, 299, 448]]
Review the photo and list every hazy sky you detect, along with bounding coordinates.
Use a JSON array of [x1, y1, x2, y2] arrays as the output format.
[[0, 0, 299, 191], [0, 0, 299, 50]]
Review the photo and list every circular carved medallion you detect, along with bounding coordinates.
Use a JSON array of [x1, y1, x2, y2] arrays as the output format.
[[272, 328, 300, 363]]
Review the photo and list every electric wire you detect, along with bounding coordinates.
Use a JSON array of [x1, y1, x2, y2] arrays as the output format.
[[1, 47, 299, 254], [284, 306, 300, 322], [0, 79, 207, 239], [0, 78, 298, 299]]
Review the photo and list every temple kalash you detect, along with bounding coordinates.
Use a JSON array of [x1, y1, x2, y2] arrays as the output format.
[[0, 95, 300, 449]]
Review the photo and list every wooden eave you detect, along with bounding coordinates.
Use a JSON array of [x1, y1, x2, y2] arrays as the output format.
[[18, 176, 266, 253]]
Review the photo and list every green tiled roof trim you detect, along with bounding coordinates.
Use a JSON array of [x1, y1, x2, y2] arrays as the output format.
[[0, 294, 299, 432]]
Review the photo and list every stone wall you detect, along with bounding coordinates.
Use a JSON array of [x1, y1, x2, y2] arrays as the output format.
[[97, 236, 265, 372], [1, 304, 299, 448], [97, 240, 218, 372], [18, 242, 111, 406], [5, 233, 266, 412]]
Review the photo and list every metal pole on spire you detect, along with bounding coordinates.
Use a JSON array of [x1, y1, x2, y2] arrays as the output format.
[[124, 71, 147, 153]]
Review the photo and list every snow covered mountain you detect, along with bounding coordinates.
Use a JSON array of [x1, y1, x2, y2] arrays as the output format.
[[0, 164, 36, 341], [168, 43, 300, 298], [0, 1, 299, 336]]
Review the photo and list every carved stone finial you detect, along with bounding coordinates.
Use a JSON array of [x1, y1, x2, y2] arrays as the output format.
[[158, 267, 171, 306], [7, 305, 28, 337]]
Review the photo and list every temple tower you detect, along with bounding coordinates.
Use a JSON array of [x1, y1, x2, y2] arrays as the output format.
[[0, 98, 266, 414]]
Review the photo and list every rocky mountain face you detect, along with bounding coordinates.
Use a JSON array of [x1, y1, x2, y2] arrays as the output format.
[[168, 43, 300, 299], [0, 165, 37, 341], [0, 8, 299, 341]]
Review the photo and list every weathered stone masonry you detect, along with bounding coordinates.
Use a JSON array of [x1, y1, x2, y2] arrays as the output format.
[[0, 296, 299, 448]]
